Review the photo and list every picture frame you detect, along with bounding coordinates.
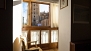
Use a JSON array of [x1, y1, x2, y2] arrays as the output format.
[[0, 0, 6, 9], [60, 0, 68, 9], [73, 4, 89, 24]]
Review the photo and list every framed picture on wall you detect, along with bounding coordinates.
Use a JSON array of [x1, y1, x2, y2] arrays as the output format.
[[73, 4, 89, 24], [0, 0, 6, 9], [60, 0, 68, 9]]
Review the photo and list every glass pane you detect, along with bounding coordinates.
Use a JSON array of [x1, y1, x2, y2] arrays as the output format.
[[31, 30, 40, 45], [22, 2, 28, 25], [31, 3, 49, 26], [41, 30, 49, 44], [51, 30, 58, 43]]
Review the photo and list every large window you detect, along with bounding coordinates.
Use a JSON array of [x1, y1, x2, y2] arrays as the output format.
[[22, 1, 58, 49], [22, 1, 59, 27], [31, 2, 50, 26]]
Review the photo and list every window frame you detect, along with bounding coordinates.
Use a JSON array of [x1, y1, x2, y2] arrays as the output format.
[[23, 1, 51, 27]]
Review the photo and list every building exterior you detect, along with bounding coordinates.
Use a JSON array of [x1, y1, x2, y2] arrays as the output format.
[[31, 3, 39, 26], [31, 3, 49, 26], [39, 11, 49, 26]]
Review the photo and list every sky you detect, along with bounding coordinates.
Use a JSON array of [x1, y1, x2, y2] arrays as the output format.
[[39, 4, 49, 13], [23, 2, 28, 23]]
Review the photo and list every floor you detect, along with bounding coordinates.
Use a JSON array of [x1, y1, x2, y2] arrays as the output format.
[[43, 48, 58, 51]]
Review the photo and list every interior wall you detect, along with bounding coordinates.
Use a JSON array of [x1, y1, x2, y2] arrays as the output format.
[[0, 0, 12, 51], [58, 0, 71, 51], [13, 0, 22, 51], [71, 0, 91, 42]]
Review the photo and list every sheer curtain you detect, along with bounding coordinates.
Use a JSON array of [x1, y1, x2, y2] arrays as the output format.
[[21, 31, 28, 49], [50, 3, 58, 28]]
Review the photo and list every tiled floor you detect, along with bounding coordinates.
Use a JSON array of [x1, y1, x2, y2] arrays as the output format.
[[43, 49, 58, 51]]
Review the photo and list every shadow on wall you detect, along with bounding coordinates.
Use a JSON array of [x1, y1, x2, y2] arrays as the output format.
[[13, 37, 22, 51], [13, 1, 21, 6]]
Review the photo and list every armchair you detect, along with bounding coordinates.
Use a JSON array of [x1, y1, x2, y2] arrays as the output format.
[[21, 38, 42, 51]]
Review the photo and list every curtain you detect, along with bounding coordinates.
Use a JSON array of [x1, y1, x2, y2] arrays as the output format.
[[50, 3, 58, 28], [21, 31, 28, 49]]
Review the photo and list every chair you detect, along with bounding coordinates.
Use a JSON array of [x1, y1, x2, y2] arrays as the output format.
[[21, 38, 42, 51]]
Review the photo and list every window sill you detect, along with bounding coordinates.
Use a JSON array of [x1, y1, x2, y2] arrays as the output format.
[[22, 26, 58, 31]]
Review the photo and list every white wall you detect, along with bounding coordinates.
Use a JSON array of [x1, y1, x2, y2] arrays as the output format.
[[13, 0, 22, 51], [58, 0, 71, 51]]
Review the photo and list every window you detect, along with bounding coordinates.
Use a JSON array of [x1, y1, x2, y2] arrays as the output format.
[[41, 30, 49, 44], [30, 30, 40, 45], [22, 1, 59, 28], [51, 30, 58, 42], [22, 1, 58, 49], [22, 2, 28, 25], [31, 2, 50, 26]]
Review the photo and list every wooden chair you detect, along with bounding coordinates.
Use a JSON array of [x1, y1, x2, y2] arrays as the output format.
[[21, 38, 42, 51]]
